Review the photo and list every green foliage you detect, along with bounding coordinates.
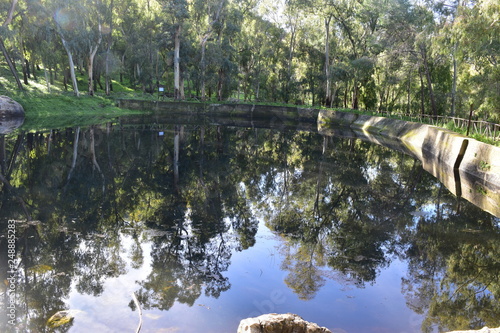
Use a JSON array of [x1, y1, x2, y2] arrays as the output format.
[[0, 0, 497, 127]]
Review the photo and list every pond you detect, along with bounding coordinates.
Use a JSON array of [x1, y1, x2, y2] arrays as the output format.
[[1, 111, 499, 333]]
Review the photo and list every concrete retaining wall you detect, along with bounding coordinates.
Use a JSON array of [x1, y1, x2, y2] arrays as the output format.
[[117, 100, 319, 124], [319, 109, 500, 217], [116, 101, 500, 217]]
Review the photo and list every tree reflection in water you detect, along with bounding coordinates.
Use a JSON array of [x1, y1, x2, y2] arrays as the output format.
[[0, 119, 499, 332]]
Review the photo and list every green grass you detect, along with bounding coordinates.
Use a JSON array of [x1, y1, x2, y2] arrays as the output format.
[[13, 93, 146, 131], [1, 65, 499, 146], [0, 65, 155, 131]]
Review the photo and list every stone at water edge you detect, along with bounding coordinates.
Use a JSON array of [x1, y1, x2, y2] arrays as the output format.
[[0, 95, 25, 118], [237, 313, 332, 333]]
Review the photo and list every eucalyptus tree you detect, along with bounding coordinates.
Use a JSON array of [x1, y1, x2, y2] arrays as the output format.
[[51, 0, 83, 96], [448, 0, 500, 121], [376, 0, 436, 115], [238, 13, 284, 101], [280, 0, 305, 104], [103, 0, 114, 95], [431, 0, 461, 116], [191, 0, 227, 100], [303, 0, 386, 109], [303, 0, 343, 107], [0, 0, 24, 91], [158, 0, 189, 99], [114, 0, 155, 89]]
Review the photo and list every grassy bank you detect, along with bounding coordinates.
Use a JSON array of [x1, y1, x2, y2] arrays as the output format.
[[10, 93, 146, 131], [0, 65, 154, 131], [1, 65, 498, 146]]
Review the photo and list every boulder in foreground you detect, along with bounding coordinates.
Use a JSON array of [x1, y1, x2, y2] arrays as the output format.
[[237, 313, 332, 333]]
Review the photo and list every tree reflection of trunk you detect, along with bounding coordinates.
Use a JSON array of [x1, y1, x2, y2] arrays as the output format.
[[216, 125, 222, 155], [0, 133, 32, 219], [436, 183, 443, 223], [64, 127, 80, 190], [199, 126, 205, 179], [314, 137, 328, 216], [0, 135, 5, 174], [0, 172, 32, 220], [174, 125, 180, 191], [200, 126, 205, 146], [0, 134, 7, 175], [47, 130, 52, 153], [107, 123, 121, 222], [90, 126, 105, 192], [6, 133, 23, 179]]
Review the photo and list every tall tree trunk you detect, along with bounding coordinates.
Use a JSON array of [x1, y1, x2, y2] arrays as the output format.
[[4, 0, 17, 26], [44, 68, 51, 93], [217, 68, 224, 101], [420, 44, 437, 117], [60, 36, 80, 97], [88, 54, 96, 96], [324, 16, 333, 107], [419, 68, 425, 116], [451, 43, 458, 117], [174, 24, 181, 100], [120, 53, 125, 83], [255, 77, 260, 101], [351, 83, 359, 109], [343, 82, 349, 108], [105, 0, 114, 96], [0, 0, 23, 91], [0, 37, 23, 91], [19, 36, 29, 85], [407, 69, 411, 114], [286, 26, 296, 104], [180, 73, 185, 99], [88, 23, 103, 96], [200, 38, 208, 100], [199, 0, 225, 101]]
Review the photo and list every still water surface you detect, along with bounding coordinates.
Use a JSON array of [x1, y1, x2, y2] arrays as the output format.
[[1, 114, 499, 333]]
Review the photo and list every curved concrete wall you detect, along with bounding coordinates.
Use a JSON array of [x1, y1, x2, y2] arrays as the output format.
[[319, 109, 500, 218], [117, 100, 499, 217]]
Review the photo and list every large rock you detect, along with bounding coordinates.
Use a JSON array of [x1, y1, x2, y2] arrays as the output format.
[[237, 313, 332, 333], [0, 95, 24, 118]]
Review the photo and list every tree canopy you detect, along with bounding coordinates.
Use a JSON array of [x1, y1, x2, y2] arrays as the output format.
[[0, 0, 498, 121]]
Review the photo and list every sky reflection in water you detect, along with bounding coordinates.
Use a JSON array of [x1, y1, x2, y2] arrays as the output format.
[[0, 118, 499, 333], [64, 224, 422, 333]]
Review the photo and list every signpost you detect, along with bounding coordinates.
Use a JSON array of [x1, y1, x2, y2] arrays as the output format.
[[158, 85, 165, 100]]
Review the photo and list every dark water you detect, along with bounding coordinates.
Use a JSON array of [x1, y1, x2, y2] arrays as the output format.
[[0, 114, 499, 333]]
